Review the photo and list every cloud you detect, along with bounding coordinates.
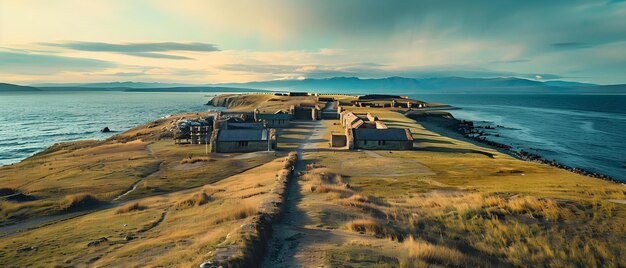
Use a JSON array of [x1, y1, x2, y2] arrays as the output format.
[[0, 50, 115, 75], [123, 52, 193, 60], [550, 42, 592, 49], [40, 41, 219, 60], [216, 62, 563, 80], [110, 71, 147, 77]]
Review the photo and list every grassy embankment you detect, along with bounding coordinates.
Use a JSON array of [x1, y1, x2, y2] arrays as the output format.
[[0, 112, 276, 223], [274, 103, 626, 267], [0, 154, 290, 266]]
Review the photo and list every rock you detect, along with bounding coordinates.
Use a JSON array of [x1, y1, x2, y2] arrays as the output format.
[[87, 237, 108, 247], [17, 246, 36, 253], [199, 261, 216, 268], [124, 235, 135, 241], [100, 127, 111, 132]]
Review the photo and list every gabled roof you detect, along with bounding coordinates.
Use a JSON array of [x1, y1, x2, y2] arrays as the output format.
[[353, 128, 412, 141], [217, 129, 268, 142]]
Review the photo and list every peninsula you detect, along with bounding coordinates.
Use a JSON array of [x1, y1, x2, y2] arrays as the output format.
[[0, 93, 624, 267]]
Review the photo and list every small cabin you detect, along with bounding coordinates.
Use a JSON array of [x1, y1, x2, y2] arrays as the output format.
[[254, 110, 290, 128], [210, 129, 275, 153], [350, 128, 413, 150], [290, 104, 321, 121]]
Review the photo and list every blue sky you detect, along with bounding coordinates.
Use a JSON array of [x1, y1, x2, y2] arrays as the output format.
[[0, 0, 625, 84]]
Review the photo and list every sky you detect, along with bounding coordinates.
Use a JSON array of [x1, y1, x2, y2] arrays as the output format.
[[0, 0, 625, 85]]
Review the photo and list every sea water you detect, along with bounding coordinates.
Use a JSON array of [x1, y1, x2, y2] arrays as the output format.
[[0, 91, 219, 165], [411, 94, 626, 182]]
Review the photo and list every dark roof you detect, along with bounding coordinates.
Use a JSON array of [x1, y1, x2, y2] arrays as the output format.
[[358, 94, 402, 100], [227, 122, 265, 129], [256, 113, 290, 120], [217, 129, 268, 142], [353, 128, 411, 141]]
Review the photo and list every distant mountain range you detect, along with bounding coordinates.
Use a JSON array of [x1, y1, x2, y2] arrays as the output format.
[[2, 76, 624, 94], [216, 76, 601, 93], [0, 83, 40, 91]]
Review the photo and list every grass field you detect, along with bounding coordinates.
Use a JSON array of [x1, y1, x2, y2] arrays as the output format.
[[0, 112, 276, 224], [1, 93, 624, 267], [0, 155, 287, 267]]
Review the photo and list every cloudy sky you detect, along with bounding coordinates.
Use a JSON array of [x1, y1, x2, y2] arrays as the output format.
[[1, 0, 625, 84]]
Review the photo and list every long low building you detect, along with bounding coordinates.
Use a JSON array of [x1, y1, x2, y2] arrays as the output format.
[[210, 128, 275, 153], [254, 110, 290, 128], [349, 128, 413, 150]]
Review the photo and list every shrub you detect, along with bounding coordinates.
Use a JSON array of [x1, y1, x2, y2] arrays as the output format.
[[62, 193, 102, 212], [115, 202, 147, 214], [345, 219, 399, 240], [180, 156, 212, 164], [402, 236, 468, 267], [177, 192, 212, 209]]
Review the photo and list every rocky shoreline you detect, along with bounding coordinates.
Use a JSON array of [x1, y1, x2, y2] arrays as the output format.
[[405, 110, 621, 184], [452, 119, 621, 183]]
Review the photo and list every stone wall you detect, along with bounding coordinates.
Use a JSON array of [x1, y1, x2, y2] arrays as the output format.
[[204, 152, 298, 267], [353, 140, 412, 150], [213, 141, 270, 153]]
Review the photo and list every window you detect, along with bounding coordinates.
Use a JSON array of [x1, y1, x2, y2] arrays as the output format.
[[237, 141, 249, 147], [378, 140, 386, 146]]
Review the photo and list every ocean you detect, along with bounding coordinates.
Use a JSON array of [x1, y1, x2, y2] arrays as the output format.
[[411, 94, 626, 182], [0, 91, 218, 165], [0, 91, 624, 182]]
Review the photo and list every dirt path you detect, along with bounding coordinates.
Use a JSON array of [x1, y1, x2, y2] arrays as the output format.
[[262, 121, 386, 267], [0, 143, 163, 237], [113, 161, 163, 201]]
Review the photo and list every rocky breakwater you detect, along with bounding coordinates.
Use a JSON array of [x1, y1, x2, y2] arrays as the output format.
[[202, 152, 298, 268], [406, 110, 618, 183]]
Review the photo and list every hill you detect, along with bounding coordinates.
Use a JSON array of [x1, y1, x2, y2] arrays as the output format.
[[215, 76, 611, 93], [123, 86, 267, 93], [32, 81, 195, 88], [0, 83, 41, 92]]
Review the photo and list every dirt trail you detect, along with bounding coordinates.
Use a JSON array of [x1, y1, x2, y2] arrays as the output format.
[[262, 121, 385, 267], [113, 161, 163, 201]]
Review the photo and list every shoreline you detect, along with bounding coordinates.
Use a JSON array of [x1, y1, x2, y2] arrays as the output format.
[[412, 114, 624, 185]]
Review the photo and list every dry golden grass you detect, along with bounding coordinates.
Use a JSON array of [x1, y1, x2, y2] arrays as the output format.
[[115, 202, 147, 214], [214, 203, 258, 224], [61, 193, 102, 212], [0, 155, 287, 267], [176, 192, 212, 209], [180, 156, 215, 164], [401, 236, 469, 267], [344, 219, 400, 240]]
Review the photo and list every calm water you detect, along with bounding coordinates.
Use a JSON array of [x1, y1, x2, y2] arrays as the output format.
[[411, 94, 626, 182], [1, 92, 624, 182], [0, 91, 218, 165]]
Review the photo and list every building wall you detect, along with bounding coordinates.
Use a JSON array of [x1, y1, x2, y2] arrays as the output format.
[[213, 141, 270, 153], [353, 140, 412, 150], [263, 119, 290, 128], [330, 134, 347, 147]]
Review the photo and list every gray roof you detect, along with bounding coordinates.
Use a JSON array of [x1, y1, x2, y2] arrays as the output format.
[[353, 128, 411, 141], [228, 122, 265, 129], [217, 129, 268, 142], [256, 113, 290, 120]]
